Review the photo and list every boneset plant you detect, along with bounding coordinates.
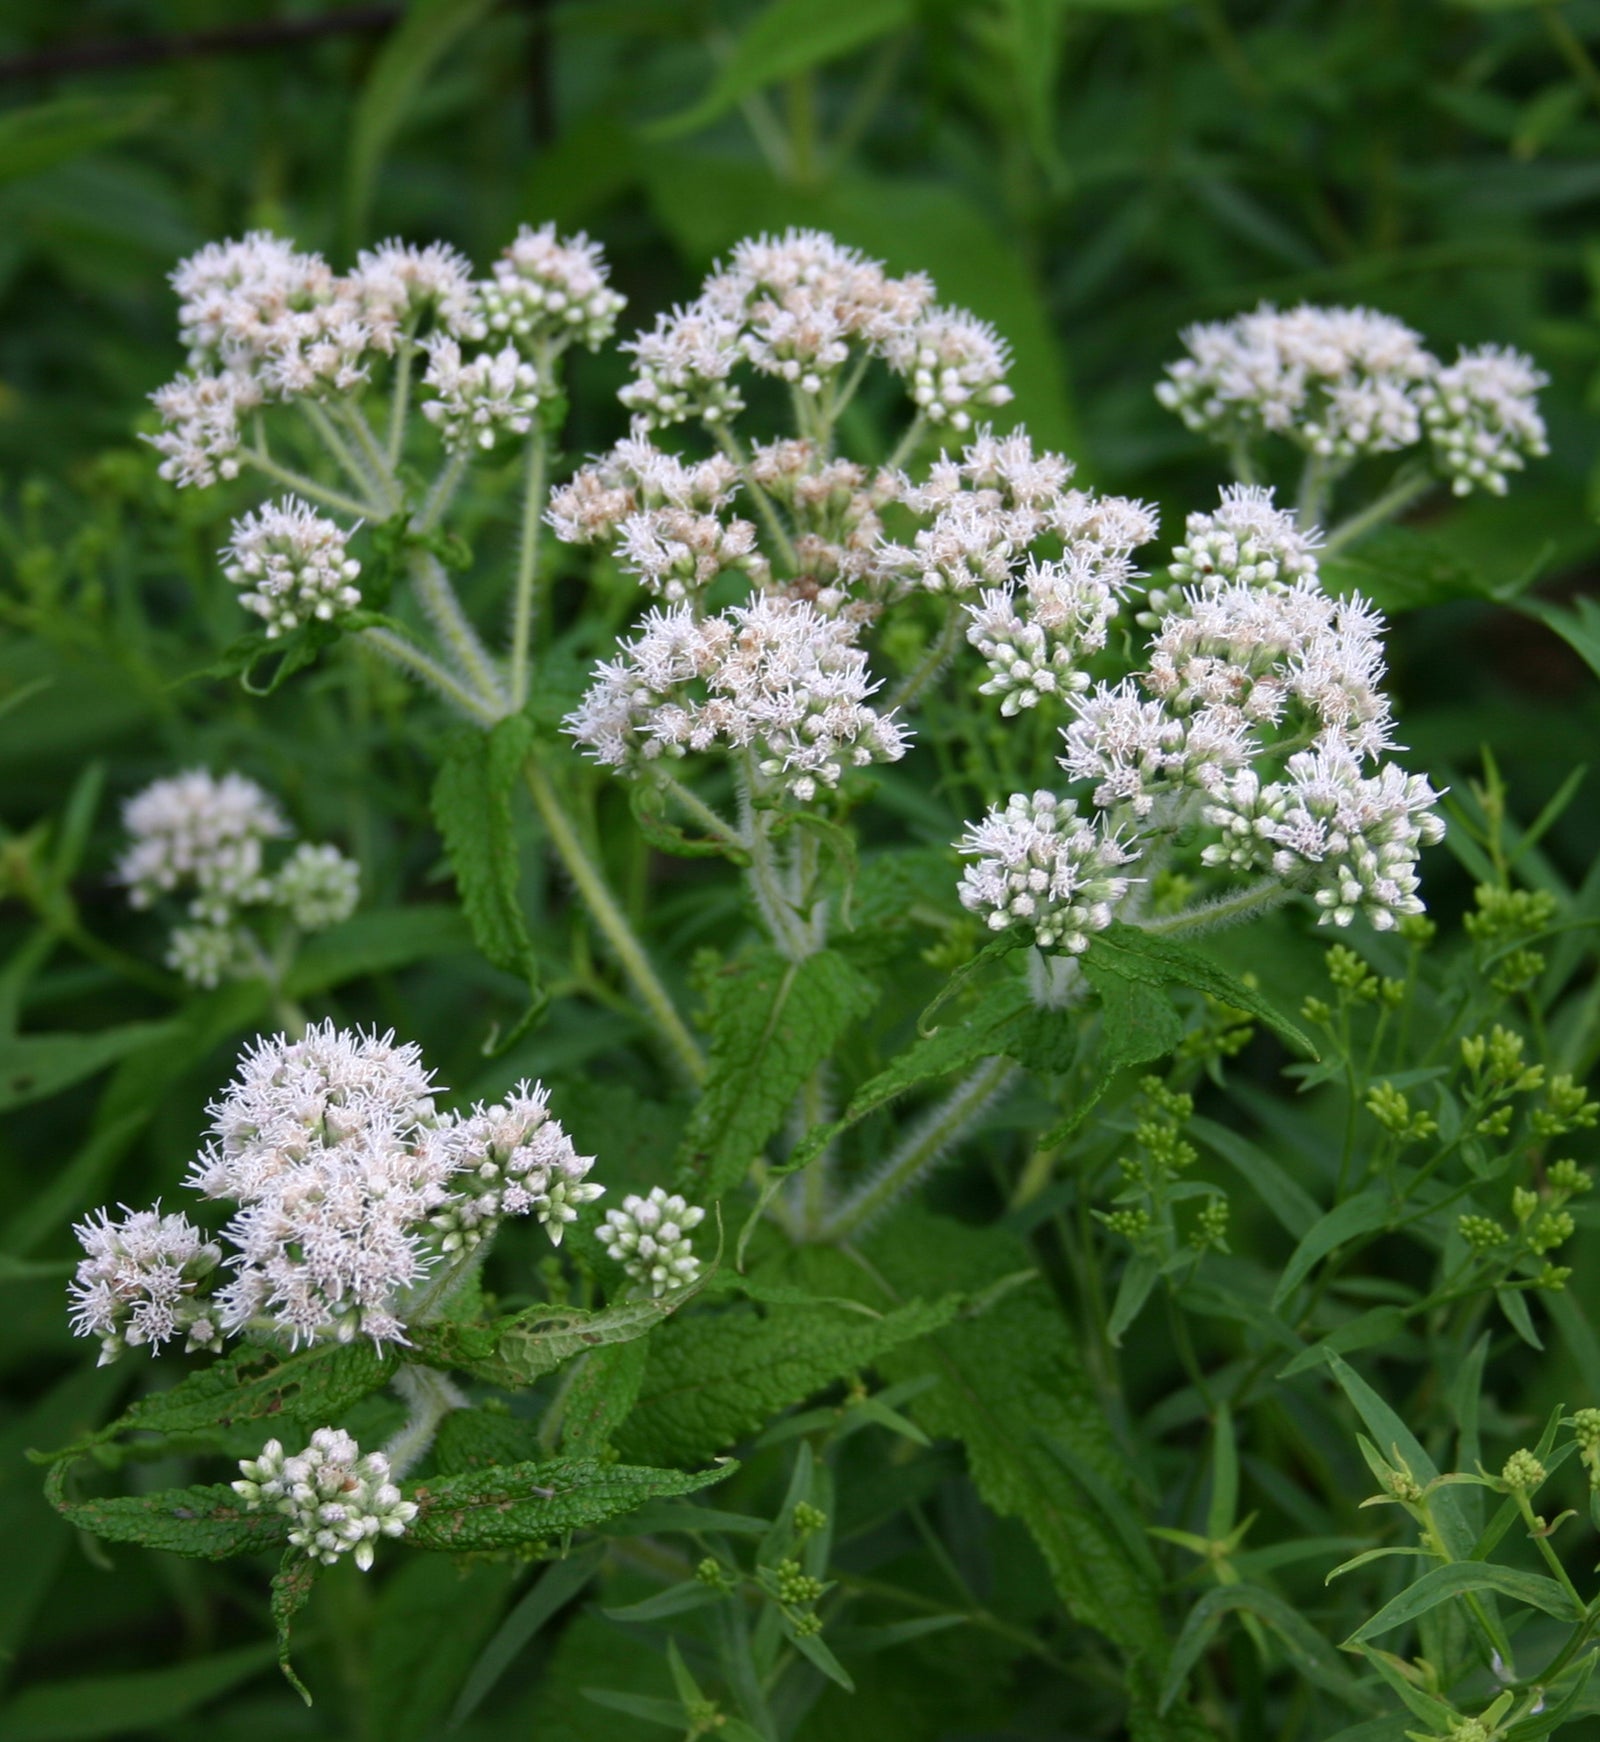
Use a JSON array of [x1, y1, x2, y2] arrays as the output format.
[[36, 219, 1590, 1740]]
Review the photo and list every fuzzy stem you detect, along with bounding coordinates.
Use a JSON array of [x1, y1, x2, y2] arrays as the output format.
[[1135, 877, 1293, 938], [509, 425, 549, 710], [820, 1056, 1018, 1241], [383, 1364, 468, 1479], [711, 422, 798, 575], [303, 399, 390, 507], [1294, 452, 1335, 533], [336, 397, 403, 512], [359, 626, 501, 725], [240, 448, 377, 520], [1320, 467, 1435, 556], [387, 332, 417, 468], [886, 602, 965, 716], [413, 448, 470, 534], [522, 757, 706, 1083], [885, 411, 928, 473], [406, 548, 505, 710], [655, 771, 746, 850]]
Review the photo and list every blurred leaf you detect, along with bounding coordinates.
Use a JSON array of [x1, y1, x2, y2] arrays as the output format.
[[1521, 593, 1600, 686], [283, 904, 475, 997], [344, 0, 498, 247], [1160, 1583, 1372, 1714], [560, 1337, 650, 1457], [0, 97, 165, 187], [648, 0, 912, 139], [0, 1020, 180, 1114], [0, 1642, 276, 1741], [449, 1547, 605, 1728], [367, 1557, 520, 1742]]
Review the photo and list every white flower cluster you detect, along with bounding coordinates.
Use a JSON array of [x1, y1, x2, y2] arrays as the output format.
[[70, 1025, 603, 1360], [222, 496, 363, 638], [1157, 303, 1546, 494], [149, 224, 619, 485], [420, 337, 540, 451], [67, 1205, 223, 1367], [599, 1186, 705, 1296], [234, 1429, 416, 1570], [116, 770, 359, 987], [958, 793, 1137, 953], [1202, 743, 1446, 930], [548, 426, 764, 602], [618, 228, 1009, 431], [467, 223, 626, 354], [187, 1025, 454, 1348], [565, 595, 909, 802], [957, 483, 1445, 946], [428, 1080, 602, 1253], [1418, 345, 1550, 497]]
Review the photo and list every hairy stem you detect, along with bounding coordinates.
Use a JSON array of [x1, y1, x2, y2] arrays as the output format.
[[386, 331, 417, 468], [1320, 466, 1435, 556], [1135, 877, 1292, 938], [359, 626, 501, 725], [886, 602, 965, 716], [509, 425, 549, 710], [406, 548, 505, 710], [522, 757, 706, 1083], [820, 1056, 1018, 1241], [240, 448, 377, 520], [383, 1364, 468, 1479], [711, 422, 798, 574]]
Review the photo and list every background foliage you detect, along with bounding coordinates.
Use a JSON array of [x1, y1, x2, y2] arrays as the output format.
[[2, 1, 1600, 1738]]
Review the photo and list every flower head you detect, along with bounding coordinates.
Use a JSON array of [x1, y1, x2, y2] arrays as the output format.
[[222, 496, 363, 638], [958, 792, 1137, 952], [420, 337, 540, 451], [234, 1429, 416, 1570], [1420, 344, 1548, 496], [599, 1186, 706, 1296], [117, 770, 288, 923], [469, 223, 626, 354], [68, 1205, 223, 1365]]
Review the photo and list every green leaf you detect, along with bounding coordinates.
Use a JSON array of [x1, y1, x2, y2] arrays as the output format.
[[1271, 1190, 1390, 1309], [561, 1338, 651, 1457], [1189, 1117, 1320, 1240], [0, 1365, 124, 1696], [1522, 593, 1600, 686], [648, 0, 912, 139], [37, 1341, 399, 1463], [1327, 1356, 1474, 1559], [783, 978, 1033, 1176], [283, 904, 475, 997], [1277, 1306, 1412, 1376], [677, 946, 877, 1197], [0, 1020, 182, 1114], [1089, 924, 1318, 1057], [431, 717, 545, 1028], [405, 1457, 731, 1552], [44, 1466, 286, 1561], [615, 1291, 963, 1466], [1347, 1560, 1583, 1643], [411, 1286, 698, 1391], [449, 1548, 606, 1729], [0, 96, 164, 186], [344, 0, 498, 246], [1322, 524, 1499, 614], [269, 1554, 317, 1706], [817, 1210, 1191, 1721], [1161, 1583, 1373, 1714], [0, 1642, 277, 1741], [367, 1557, 520, 1742]]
